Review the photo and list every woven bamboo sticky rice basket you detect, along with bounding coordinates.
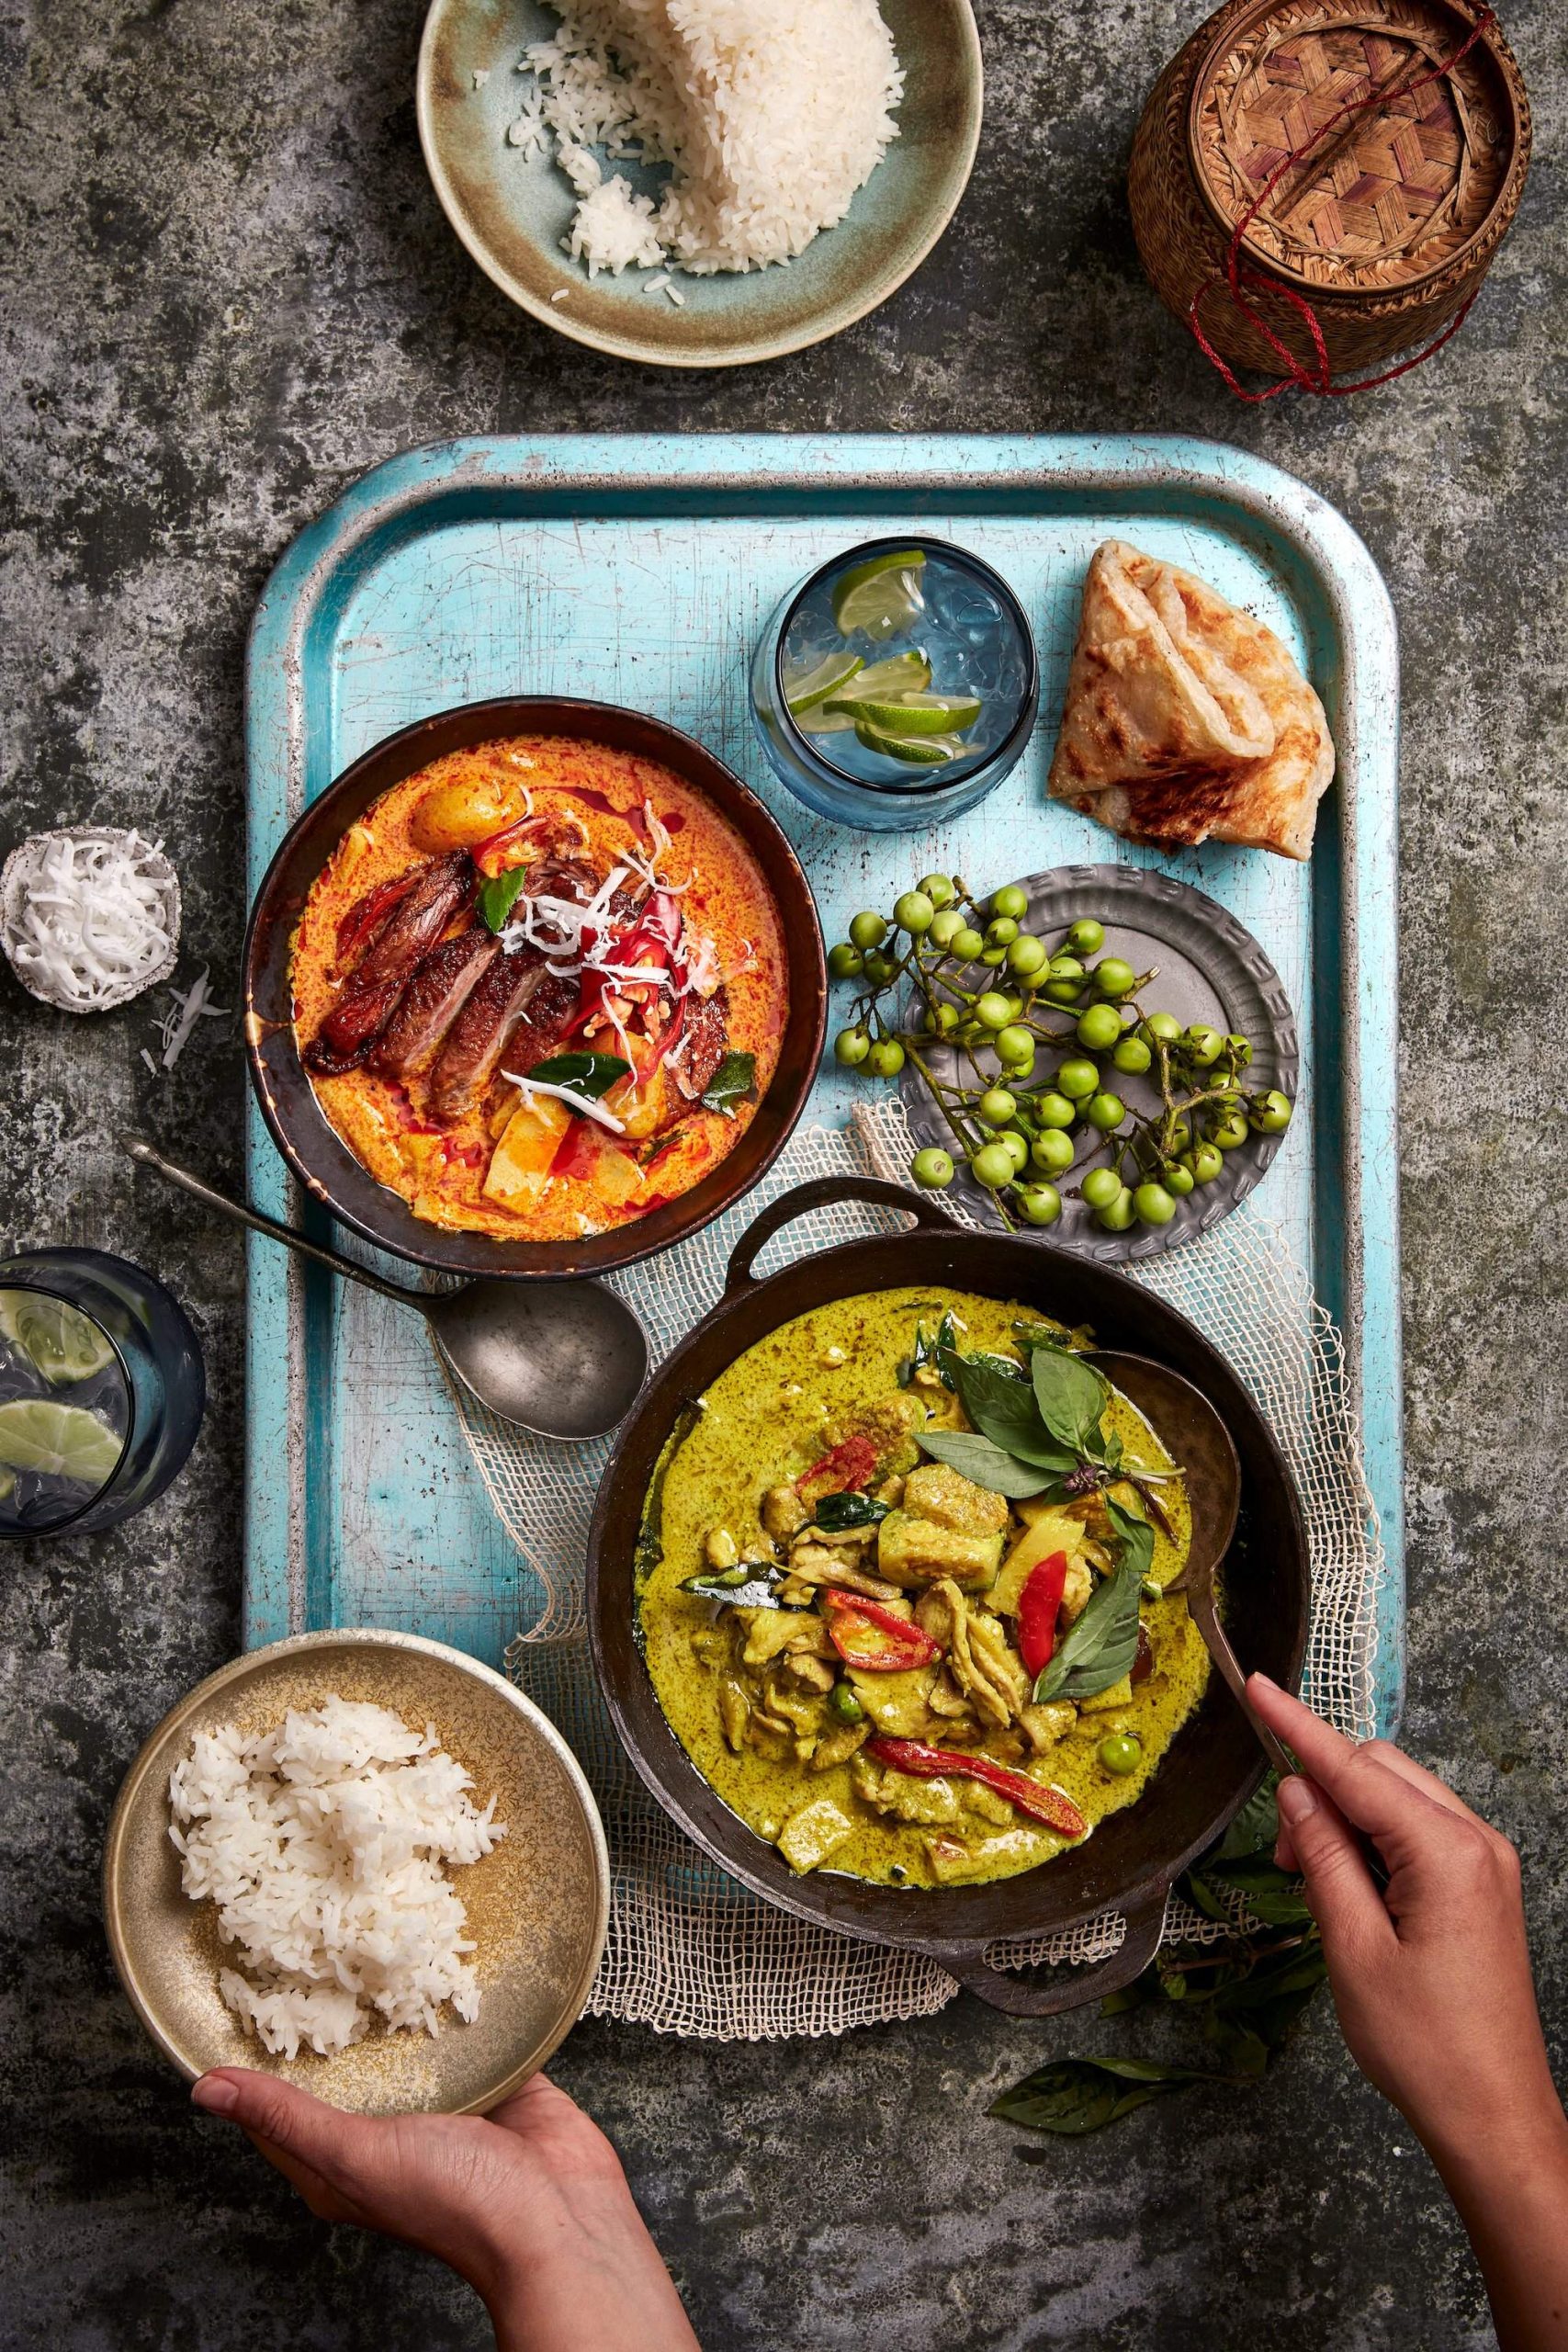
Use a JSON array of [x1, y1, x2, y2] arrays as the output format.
[[1129, 0, 1530, 378]]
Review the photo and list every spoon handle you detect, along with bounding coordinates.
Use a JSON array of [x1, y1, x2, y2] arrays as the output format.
[[1190, 1587, 1392, 1889], [1194, 1600, 1300, 1781], [119, 1135, 424, 1310]]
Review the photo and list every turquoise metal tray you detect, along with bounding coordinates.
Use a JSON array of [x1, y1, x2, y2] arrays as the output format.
[[243, 434, 1402, 1728]]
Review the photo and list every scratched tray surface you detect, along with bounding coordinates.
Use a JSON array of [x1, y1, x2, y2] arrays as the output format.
[[244, 435, 1401, 1724]]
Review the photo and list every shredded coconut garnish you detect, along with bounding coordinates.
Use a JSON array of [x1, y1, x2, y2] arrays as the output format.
[[5, 830, 176, 1010], [500, 1071, 627, 1133], [151, 966, 228, 1072]]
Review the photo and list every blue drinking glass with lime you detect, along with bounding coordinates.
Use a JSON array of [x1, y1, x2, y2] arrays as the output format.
[[750, 537, 1038, 831], [0, 1249, 204, 1538]]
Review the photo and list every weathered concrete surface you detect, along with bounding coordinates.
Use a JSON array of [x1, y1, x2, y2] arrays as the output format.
[[1, 1, 1565, 2345]]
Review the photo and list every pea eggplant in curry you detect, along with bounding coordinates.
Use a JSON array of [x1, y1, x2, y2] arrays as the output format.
[[290, 735, 787, 1241], [638, 1287, 1212, 1888]]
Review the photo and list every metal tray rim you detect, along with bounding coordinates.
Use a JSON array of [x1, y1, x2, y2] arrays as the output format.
[[243, 432, 1402, 1729]]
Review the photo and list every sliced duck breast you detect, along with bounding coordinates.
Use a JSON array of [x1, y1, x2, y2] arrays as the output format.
[[370, 925, 501, 1079]]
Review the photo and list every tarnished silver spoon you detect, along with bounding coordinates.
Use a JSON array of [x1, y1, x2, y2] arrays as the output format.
[[121, 1135, 649, 1442], [1089, 1349, 1295, 1782]]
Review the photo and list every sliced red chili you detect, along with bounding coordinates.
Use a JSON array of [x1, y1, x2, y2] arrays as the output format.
[[1131, 1623, 1154, 1686], [865, 1735, 1089, 1839], [821, 1591, 940, 1672], [796, 1434, 879, 1499], [1016, 1551, 1070, 1680], [548, 1119, 599, 1182], [334, 871, 418, 966]]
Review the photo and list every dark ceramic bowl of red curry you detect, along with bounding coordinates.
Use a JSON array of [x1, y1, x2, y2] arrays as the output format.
[[243, 697, 826, 1279]]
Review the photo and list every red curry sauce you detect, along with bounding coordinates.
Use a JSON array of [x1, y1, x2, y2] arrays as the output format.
[[290, 735, 787, 1242]]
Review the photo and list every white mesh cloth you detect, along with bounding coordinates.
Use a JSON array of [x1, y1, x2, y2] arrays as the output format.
[[457, 1105, 1385, 2040]]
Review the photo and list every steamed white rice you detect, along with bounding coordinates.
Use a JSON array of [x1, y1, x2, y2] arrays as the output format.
[[168, 1697, 506, 2061], [506, 0, 904, 279]]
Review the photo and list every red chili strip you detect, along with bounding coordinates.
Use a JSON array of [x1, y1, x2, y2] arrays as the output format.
[[795, 1435, 878, 1498], [333, 871, 417, 965], [865, 1736, 1089, 1839], [821, 1591, 939, 1672], [1016, 1551, 1069, 1680]]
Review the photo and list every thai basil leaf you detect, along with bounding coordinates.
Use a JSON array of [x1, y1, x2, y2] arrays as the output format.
[[1034, 1559, 1142, 1701], [1213, 1771, 1281, 1862], [952, 1354, 1077, 1471], [479, 866, 529, 933], [812, 1490, 890, 1534], [1030, 1340, 1111, 1452], [915, 1428, 1055, 1498], [990, 2055, 1218, 2138], [1201, 2018, 1272, 2081], [527, 1051, 633, 1102], [1105, 1494, 1156, 1587], [702, 1050, 756, 1116], [1196, 1854, 1314, 1928]]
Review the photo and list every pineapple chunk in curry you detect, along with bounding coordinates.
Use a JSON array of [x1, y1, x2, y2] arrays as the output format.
[[637, 1287, 1212, 1889]]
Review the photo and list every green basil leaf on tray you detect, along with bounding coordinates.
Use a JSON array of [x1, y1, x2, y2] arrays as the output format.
[[1034, 1559, 1142, 1702], [479, 867, 530, 933], [915, 1428, 1055, 1499], [990, 2056, 1221, 2138], [527, 1051, 632, 1102], [1030, 1340, 1111, 1453], [701, 1049, 757, 1116], [812, 1490, 890, 1533]]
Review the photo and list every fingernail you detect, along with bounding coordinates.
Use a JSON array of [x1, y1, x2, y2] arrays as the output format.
[[191, 2074, 239, 2115], [1247, 1671, 1280, 1697], [1276, 1776, 1318, 1825]]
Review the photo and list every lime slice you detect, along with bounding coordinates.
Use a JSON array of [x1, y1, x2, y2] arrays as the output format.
[[830, 549, 927, 639], [784, 652, 863, 717], [804, 651, 935, 733], [0, 1398, 123, 1487], [853, 720, 965, 767], [851, 690, 984, 738], [0, 1292, 116, 1386]]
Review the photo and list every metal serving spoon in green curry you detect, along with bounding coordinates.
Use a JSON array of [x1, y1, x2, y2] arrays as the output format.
[[636, 1286, 1213, 1889]]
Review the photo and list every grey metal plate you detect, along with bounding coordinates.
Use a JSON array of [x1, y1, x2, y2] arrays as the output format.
[[899, 863, 1299, 1261]]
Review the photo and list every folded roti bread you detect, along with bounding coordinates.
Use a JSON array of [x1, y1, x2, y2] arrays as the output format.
[[1049, 540, 1336, 862]]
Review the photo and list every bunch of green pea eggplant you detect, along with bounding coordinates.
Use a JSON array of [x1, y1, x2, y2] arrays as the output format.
[[991, 1773, 1329, 2140], [826, 876, 1293, 1234]]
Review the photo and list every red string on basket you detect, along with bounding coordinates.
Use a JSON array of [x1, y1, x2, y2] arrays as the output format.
[[1187, 6, 1496, 401]]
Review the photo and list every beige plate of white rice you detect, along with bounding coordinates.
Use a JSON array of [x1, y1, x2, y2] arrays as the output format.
[[416, 0, 982, 368], [104, 1630, 609, 2115]]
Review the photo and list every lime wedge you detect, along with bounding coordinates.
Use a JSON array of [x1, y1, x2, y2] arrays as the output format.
[[0, 1398, 123, 1487], [803, 651, 935, 734], [784, 651, 864, 717], [851, 690, 984, 738], [853, 720, 965, 767], [830, 549, 927, 639], [0, 1292, 116, 1386]]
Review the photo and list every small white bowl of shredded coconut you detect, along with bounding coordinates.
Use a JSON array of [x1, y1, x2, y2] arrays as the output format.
[[1, 825, 181, 1012]]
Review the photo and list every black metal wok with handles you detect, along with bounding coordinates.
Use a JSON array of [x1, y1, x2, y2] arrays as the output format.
[[588, 1177, 1309, 2017]]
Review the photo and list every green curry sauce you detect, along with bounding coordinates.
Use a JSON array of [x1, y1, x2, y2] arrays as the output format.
[[637, 1287, 1211, 1890]]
